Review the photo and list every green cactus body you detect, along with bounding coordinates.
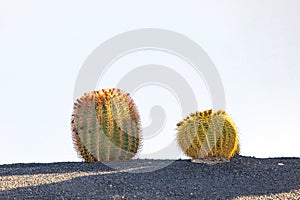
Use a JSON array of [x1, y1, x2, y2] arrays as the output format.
[[176, 109, 239, 159], [71, 88, 141, 162]]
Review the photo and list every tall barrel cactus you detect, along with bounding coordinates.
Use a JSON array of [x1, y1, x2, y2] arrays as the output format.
[[176, 109, 239, 160], [71, 88, 142, 162]]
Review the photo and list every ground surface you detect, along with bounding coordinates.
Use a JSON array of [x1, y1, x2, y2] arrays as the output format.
[[0, 156, 299, 199]]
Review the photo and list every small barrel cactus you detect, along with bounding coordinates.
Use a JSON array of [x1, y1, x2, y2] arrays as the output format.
[[71, 88, 142, 162], [176, 109, 239, 160]]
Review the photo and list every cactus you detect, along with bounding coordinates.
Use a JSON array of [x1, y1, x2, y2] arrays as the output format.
[[71, 88, 142, 162], [176, 109, 239, 160]]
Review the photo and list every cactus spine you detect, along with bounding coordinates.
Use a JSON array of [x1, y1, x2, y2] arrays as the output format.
[[71, 88, 141, 162], [176, 109, 239, 160]]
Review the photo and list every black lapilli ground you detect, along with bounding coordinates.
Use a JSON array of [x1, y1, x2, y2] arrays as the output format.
[[0, 156, 299, 199]]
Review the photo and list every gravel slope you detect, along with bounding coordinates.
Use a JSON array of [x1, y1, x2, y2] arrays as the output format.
[[0, 156, 299, 199]]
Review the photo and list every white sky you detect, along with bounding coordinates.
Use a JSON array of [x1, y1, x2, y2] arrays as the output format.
[[0, 0, 299, 164]]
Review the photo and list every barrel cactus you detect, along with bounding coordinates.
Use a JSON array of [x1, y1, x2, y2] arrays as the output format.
[[71, 88, 142, 162], [176, 109, 239, 160]]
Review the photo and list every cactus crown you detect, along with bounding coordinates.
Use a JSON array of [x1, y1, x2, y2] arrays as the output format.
[[176, 109, 239, 159], [71, 88, 142, 162]]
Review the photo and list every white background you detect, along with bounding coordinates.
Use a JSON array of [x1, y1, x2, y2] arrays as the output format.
[[0, 0, 299, 164]]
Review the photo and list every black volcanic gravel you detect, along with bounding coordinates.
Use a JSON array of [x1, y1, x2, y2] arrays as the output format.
[[0, 156, 299, 199]]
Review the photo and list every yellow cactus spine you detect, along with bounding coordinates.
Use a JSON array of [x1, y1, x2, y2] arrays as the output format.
[[71, 88, 142, 162], [176, 109, 239, 160]]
